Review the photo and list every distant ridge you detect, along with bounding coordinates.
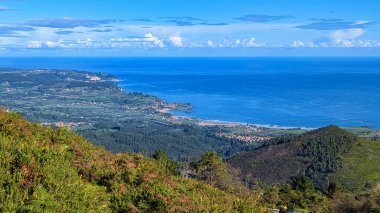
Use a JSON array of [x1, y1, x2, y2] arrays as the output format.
[[228, 125, 364, 189]]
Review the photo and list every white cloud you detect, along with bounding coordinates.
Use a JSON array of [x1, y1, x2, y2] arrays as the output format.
[[27, 40, 43, 48], [189, 42, 202, 48], [26, 38, 95, 49], [109, 33, 165, 48], [332, 39, 380, 48], [242, 38, 263, 47], [330, 28, 365, 43], [334, 40, 354, 47], [291, 40, 318, 48], [292, 40, 305, 47], [145, 33, 165, 48], [289, 38, 380, 48], [212, 37, 265, 48], [319, 42, 329, 48], [169, 36, 183, 47], [356, 40, 380, 48], [207, 40, 215, 47], [76, 38, 94, 46], [25, 33, 167, 49], [354, 20, 370, 25]]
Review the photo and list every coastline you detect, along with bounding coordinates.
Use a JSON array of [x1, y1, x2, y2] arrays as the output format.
[[1, 68, 378, 142], [115, 79, 375, 132], [2, 67, 377, 134], [153, 101, 380, 141], [189, 117, 315, 130], [114, 80, 316, 131], [2, 57, 380, 130]]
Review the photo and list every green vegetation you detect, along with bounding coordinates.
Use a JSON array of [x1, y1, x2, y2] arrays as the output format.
[[344, 126, 380, 140], [229, 126, 380, 211], [192, 151, 246, 193], [0, 110, 264, 212], [263, 175, 328, 212], [152, 150, 180, 176], [229, 126, 360, 189], [329, 190, 380, 212], [298, 125, 357, 189], [332, 138, 380, 192], [78, 122, 247, 161], [228, 136, 306, 185]]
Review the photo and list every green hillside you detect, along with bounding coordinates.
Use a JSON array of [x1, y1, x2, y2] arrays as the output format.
[[228, 125, 380, 191], [228, 126, 380, 211], [332, 138, 380, 192], [0, 109, 264, 212]]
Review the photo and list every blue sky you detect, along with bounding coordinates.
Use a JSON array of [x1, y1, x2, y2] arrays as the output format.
[[0, 0, 380, 56]]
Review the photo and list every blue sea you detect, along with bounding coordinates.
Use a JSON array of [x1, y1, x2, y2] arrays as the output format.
[[0, 57, 379, 129]]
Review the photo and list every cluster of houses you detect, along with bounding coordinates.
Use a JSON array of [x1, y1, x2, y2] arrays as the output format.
[[218, 133, 272, 143]]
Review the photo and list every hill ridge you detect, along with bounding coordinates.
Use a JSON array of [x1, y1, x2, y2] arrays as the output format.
[[229, 125, 360, 189]]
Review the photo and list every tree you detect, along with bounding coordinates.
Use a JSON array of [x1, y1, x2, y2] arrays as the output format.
[[291, 175, 315, 193], [193, 151, 246, 194], [193, 151, 228, 185], [152, 150, 179, 176], [277, 175, 328, 211]]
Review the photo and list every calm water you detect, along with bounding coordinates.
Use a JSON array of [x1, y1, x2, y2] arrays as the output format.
[[1, 57, 379, 128]]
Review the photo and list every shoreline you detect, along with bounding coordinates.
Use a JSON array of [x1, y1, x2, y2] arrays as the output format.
[[194, 118, 315, 130], [167, 108, 315, 130], [2, 67, 376, 131], [115, 80, 374, 131], [114, 80, 316, 131], [1, 67, 378, 148]]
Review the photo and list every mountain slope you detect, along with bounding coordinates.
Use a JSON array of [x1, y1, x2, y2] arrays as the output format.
[[332, 138, 380, 192], [0, 109, 263, 212], [228, 125, 380, 190], [228, 138, 306, 185]]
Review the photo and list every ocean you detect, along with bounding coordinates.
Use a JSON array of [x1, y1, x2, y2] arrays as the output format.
[[0, 57, 379, 129]]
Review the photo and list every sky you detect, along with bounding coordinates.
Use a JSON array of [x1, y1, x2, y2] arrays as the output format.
[[0, 0, 380, 56]]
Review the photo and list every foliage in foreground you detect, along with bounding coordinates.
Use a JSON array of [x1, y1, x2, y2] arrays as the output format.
[[263, 175, 329, 212], [0, 110, 264, 212]]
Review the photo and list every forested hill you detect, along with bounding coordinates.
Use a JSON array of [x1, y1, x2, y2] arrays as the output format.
[[0, 109, 263, 212], [228, 125, 380, 191]]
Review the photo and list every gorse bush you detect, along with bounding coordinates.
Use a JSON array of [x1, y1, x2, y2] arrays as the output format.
[[0, 110, 264, 212], [0, 111, 110, 212], [152, 150, 180, 176]]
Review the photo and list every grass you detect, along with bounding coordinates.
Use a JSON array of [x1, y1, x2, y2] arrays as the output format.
[[332, 138, 380, 192]]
